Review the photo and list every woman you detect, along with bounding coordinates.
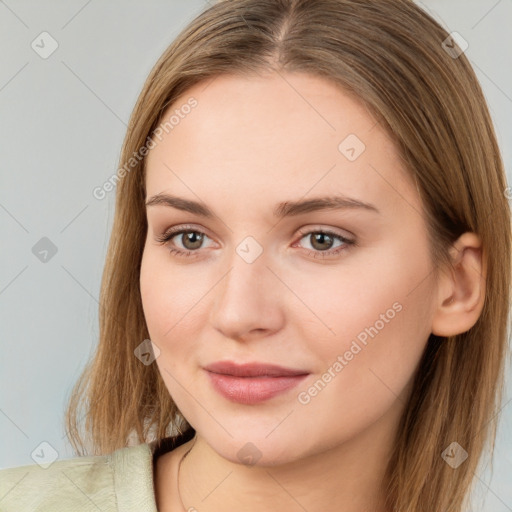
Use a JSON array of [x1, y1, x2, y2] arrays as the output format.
[[1, 1, 510, 511]]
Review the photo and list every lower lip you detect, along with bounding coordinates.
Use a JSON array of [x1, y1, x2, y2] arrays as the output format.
[[206, 371, 309, 404]]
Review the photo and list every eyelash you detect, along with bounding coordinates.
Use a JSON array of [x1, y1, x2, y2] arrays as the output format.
[[155, 224, 356, 260]]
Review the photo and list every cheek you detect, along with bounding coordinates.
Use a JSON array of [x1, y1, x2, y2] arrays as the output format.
[[140, 249, 206, 406], [140, 248, 197, 337], [294, 297, 429, 449], [292, 244, 434, 430], [140, 252, 168, 338]]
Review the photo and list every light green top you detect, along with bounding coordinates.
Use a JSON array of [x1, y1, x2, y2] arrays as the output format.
[[0, 439, 164, 512]]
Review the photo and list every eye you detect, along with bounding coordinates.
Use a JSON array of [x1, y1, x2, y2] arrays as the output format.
[[155, 225, 356, 260], [294, 227, 356, 259], [155, 224, 213, 259]]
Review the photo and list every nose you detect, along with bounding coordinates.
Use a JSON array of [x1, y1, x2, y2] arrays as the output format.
[[209, 246, 285, 342]]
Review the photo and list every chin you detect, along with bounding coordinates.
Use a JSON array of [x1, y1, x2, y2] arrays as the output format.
[[202, 430, 310, 468]]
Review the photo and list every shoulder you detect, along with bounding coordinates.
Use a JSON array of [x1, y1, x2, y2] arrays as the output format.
[[0, 442, 156, 512]]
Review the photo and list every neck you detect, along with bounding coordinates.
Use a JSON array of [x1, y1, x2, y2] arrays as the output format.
[[178, 410, 398, 512]]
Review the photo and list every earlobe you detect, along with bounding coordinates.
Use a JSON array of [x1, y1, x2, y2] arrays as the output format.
[[431, 232, 486, 337]]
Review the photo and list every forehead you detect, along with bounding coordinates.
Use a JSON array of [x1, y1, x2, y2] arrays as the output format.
[[145, 72, 418, 218]]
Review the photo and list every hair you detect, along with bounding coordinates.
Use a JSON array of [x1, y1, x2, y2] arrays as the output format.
[[65, 1, 511, 510]]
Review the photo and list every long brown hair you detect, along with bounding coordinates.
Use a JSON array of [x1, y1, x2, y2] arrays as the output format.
[[65, 1, 511, 510]]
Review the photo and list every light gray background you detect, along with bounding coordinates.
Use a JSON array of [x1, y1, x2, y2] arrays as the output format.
[[1, 1, 511, 510]]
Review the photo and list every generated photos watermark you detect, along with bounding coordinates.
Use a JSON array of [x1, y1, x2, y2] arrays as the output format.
[[92, 97, 198, 200], [297, 301, 403, 405]]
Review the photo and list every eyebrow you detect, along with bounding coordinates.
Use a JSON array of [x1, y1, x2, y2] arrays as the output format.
[[145, 193, 380, 218]]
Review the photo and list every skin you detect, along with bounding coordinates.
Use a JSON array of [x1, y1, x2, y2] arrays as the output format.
[[140, 71, 486, 512]]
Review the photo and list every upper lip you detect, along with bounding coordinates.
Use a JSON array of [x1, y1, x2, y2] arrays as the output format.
[[204, 361, 309, 377]]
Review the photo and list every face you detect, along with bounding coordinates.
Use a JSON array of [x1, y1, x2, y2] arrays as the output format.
[[140, 71, 439, 466]]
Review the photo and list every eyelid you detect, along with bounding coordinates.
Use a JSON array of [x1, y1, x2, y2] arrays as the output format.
[[155, 224, 354, 245], [295, 225, 355, 240], [155, 223, 216, 245], [155, 223, 356, 262]]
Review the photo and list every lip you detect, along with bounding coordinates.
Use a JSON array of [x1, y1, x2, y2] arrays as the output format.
[[203, 361, 310, 404], [203, 361, 309, 377]]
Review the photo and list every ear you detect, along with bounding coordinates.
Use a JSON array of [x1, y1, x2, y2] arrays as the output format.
[[431, 232, 486, 337]]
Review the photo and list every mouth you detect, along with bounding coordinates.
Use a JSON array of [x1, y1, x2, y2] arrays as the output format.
[[203, 360, 309, 377], [203, 361, 310, 404]]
